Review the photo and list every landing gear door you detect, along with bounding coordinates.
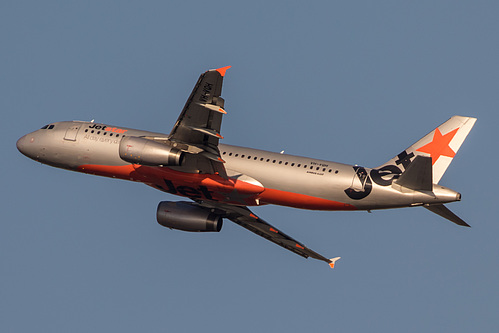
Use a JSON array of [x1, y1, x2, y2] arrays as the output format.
[[64, 124, 81, 141]]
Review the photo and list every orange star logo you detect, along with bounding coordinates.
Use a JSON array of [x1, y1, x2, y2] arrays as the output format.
[[416, 128, 459, 165]]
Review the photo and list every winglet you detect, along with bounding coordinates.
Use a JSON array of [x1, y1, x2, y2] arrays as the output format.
[[328, 257, 341, 269], [216, 66, 231, 77]]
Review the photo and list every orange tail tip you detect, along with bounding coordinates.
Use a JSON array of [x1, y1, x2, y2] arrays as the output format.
[[328, 257, 341, 269], [215, 66, 231, 77]]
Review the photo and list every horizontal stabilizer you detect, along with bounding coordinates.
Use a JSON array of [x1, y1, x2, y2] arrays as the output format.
[[394, 156, 433, 191], [424, 204, 470, 227]]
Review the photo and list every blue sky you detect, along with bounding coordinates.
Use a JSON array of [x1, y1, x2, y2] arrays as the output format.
[[2, 1, 498, 332]]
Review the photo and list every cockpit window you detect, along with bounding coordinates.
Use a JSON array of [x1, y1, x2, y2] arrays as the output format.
[[41, 125, 49, 129], [48, 125, 54, 129]]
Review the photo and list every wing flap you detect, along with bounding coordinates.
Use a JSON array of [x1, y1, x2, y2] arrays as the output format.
[[169, 67, 229, 145], [167, 67, 230, 176]]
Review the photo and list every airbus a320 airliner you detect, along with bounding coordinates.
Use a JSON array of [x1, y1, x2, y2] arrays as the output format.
[[17, 66, 476, 268]]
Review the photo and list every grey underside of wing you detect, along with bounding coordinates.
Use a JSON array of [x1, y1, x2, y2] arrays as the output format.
[[168, 69, 227, 177], [198, 201, 332, 263]]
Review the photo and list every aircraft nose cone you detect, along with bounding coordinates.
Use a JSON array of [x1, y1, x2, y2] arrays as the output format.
[[16, 135, 27, 155], [16, 134, 38, 159]]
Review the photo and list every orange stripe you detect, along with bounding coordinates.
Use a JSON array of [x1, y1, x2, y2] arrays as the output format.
[[76, 164, 356, 211], [258, 188, 357, 211]]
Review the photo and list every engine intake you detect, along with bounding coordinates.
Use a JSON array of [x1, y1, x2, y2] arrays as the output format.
[[119, 136, 183, 166], [157, 201, 223, 232]]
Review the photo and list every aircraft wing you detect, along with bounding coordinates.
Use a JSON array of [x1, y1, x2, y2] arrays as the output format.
[[198, 201, 340, 268], [168, 66, 231, 177]]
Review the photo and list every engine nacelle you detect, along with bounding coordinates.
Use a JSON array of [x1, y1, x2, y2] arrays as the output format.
[[157, 201, 223, 232], [119, 136, 184, 166]]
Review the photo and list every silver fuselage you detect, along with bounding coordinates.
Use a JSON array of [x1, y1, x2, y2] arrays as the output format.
[[17, 121, 460, 211]]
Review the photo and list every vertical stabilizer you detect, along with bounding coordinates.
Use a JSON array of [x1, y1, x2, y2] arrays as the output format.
[[378, 116, 476, 183]]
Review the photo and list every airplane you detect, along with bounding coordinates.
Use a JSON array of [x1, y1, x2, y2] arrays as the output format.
[[16, 66, 476, 269]]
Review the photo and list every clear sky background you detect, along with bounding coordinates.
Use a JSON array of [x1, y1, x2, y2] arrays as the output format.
[[2, 1, 498, 332]]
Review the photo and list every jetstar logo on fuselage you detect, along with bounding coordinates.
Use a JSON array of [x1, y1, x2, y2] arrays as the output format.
[[88, 123, 128, 134], [344, 150, 414, 200]]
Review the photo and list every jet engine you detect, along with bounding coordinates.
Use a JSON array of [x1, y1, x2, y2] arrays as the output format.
[[119, 136, 184, 166], [156, 201, 223, 232]]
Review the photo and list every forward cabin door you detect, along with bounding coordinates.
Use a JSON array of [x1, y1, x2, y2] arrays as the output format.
[[64, 124, 81, 141]]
